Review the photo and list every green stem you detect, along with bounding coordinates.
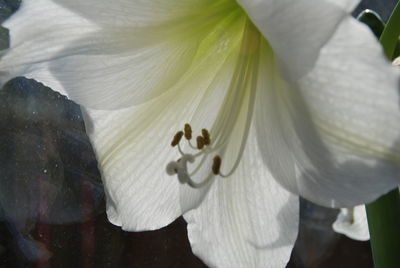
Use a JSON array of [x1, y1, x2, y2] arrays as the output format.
[[365, 4, 400, 267], [366, 189, 400, 268], [379, 1, 400, 60]]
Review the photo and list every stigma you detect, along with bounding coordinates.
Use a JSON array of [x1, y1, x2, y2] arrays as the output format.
[[166, 123, 224, 188]]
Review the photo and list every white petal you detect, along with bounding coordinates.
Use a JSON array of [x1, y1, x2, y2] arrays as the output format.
[[1, 0, 241, 109], [81, 26, 245, 230], [333, 205, 370, 241], [297, 17, 400, 206], [237, 0, 357, 80], [327, 0, 360, 11], [393, 57, 400, 66], [184, 127, 299, 268], [178, 19, 258, 212], [0, 0, 97, 96], [255, 17, 400, 208], [52, 0, 217, 27], [83, 106, 181, 231]]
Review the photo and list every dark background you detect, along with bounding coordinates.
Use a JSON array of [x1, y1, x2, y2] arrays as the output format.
[[0, 1, 397, 267]]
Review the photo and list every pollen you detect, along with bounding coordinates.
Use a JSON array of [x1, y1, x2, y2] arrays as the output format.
[[167, 124, 223, 188], [171, 131, 184, 147], [196, 136, 205, 149], [201, 129, 211, 145], [212, 155, 222, 175], [184, 124, 192, 140]]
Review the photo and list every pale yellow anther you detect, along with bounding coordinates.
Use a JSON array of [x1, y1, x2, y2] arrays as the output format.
[[184, 123, 192, 140], [201, 129, 211, 145], [171, 131, 184, 147], [196, 136, 205, 149], [212, 156, 222, 175]]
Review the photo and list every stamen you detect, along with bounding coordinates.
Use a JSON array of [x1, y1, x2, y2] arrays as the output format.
[[212, 155, 222, 175], [171, 131, 184, 147], [177, 143, 185, 156], [184, 124, 192, 140], [201, 129, 211, 145], [167, 154, 214, 188], [196, 136, 205, 149], [167, 126, 221, 188], [166, 21, 261, 189]]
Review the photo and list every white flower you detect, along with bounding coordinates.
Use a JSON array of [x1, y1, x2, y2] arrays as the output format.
[[333, 205, 370, 241], [1, 0, 400, 267]]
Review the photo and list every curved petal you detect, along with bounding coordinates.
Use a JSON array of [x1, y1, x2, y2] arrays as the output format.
[[81, 24, 245, 230], [0, 0, 242, 109], [52, 0, 221, 27], [184, 126, 299, 268], [256, 16, 400, 208], [237, 0, 358, 80], [82, 105, 182, 231], [0, 0, 98, 96], [394, 57, 400, 66], [178, 19, 261, 213], [297, 17, 400, 206], [328, 0, 360, 11], [332, 205, 370, 241]]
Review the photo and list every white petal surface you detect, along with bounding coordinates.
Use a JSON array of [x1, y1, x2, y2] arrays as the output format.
[[178, 19, 260, 213], [394, 57, 400, 66], [333, 205, 370, 241], [184, 125, 299, 268], [0, 0, 97, 97], [256, 16, 400, 208], [1, 0, 241, 109], [236, 0, 358, 80], [80, 20, 246, 230], [327, 0, 360, 11], [297, 17, 400, 207], [82, 105, 182, 231], [52, 0, 219, 27]]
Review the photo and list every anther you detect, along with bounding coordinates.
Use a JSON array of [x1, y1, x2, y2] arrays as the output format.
[[196, 136, 205, 149], [184, 124, 192, 140], [212, 156, 222, 175], [171, 131, 184, 147], [201, 129, 211, 145]]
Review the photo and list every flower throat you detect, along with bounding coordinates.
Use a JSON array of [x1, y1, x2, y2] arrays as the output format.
[[166, 19, 262, 189]]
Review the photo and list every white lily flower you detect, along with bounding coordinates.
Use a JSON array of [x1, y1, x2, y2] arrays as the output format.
[[1, 0, 400, 267], [333, 205, 370, 241]]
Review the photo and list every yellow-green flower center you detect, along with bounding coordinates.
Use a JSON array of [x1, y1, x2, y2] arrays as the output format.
[[166, 19, 265, 188]]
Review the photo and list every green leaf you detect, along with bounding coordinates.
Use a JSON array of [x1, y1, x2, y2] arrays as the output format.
[[366, 189, 400, 268], [362, 3, 400, 268]]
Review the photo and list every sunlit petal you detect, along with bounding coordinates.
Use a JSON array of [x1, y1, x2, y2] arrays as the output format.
[[237, 0, 359, 80], [256, 15, 400, 208], [298, 17, 400, 207], [184, 127, 299, 268], [0, 0, 242, 109], [333, 205, 370, 241], [80, 18, 247, 229]]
